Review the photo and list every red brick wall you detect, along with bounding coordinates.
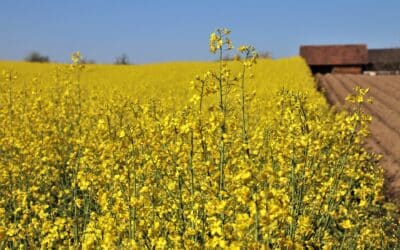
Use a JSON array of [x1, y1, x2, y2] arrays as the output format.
[[332, 66, 362, 74]]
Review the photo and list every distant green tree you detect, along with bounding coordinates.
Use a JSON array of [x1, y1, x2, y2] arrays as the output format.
[[25, 51, 50, 63], [115, 53, 130, 65], [258, 51, 272, 59], [81, 57, 96, 64]]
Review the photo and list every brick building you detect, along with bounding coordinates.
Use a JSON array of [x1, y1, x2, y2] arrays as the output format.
[[300, 44, 368, 74]]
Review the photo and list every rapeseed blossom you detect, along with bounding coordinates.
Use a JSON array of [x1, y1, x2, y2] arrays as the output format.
[[0, 29, 398, 249]]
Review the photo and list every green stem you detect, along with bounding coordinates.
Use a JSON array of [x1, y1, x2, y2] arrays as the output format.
[[240, 65, 249, 155], [218, 42, 226, 239]]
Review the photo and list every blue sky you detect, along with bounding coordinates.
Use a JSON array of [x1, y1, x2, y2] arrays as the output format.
[[0, 0, 399, 64]]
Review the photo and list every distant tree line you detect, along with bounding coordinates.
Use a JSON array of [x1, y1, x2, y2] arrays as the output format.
[[25, 51, 50, 63], [22, 50, 274, 65], [21, 50, 272, 65], [81, 58, 96, 64], [221, 50, 272, 61], [114, 53, 130, 65], [258, 51, 272, 59]]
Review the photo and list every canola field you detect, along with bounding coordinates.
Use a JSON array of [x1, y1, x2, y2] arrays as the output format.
[[0, 29, 399, 249]]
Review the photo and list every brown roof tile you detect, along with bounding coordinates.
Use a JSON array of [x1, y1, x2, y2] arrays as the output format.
[[300, 44, 368, 66]]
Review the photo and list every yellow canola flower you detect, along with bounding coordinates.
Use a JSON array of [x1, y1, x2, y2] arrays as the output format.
[[340, 219, 353, 229], [118, 130, 125, 138], [71, 51, 82, 64], [0, 29, 397, 249]]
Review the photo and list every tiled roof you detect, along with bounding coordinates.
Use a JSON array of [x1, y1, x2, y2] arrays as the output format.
[[300, 44, 368, 66]]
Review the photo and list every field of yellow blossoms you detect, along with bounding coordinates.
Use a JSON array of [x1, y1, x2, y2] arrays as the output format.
[[0, 29, 399, 249]]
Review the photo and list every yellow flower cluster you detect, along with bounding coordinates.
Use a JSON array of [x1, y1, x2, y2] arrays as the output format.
[[209, 28, 233, 54], [0, 29, 398, 249]]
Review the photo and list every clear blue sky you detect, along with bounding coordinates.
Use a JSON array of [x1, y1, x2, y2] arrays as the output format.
[[1, 0, 399, 64]]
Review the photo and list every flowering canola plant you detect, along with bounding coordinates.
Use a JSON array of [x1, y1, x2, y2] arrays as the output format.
[[0, 29, 399, 249]]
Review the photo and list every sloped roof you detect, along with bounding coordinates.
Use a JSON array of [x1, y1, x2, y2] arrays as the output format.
[[368, 48, 400, 63], [300, 44, 368, 66]]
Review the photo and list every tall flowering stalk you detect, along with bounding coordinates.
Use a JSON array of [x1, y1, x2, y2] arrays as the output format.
[[238, 45, 257, 153], [209, 28, 233, 199]]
